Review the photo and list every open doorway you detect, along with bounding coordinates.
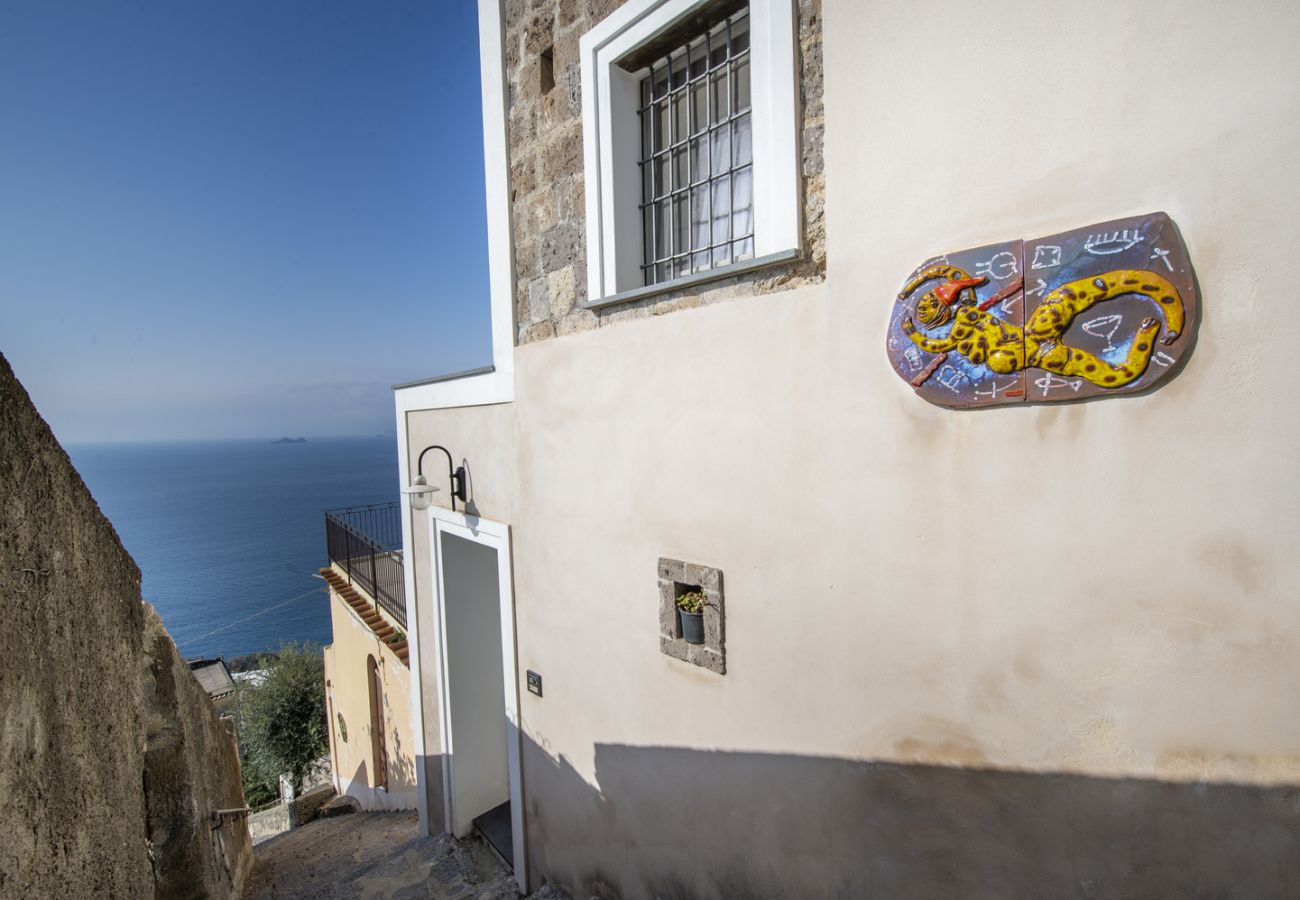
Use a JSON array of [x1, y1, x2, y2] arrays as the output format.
[[429, 513, 525, 889]]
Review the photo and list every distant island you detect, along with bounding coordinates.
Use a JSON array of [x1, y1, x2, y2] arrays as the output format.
[[271, 437, 308, 444]]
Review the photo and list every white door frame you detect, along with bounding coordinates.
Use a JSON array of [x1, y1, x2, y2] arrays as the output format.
[[426, 507, 526, 891]]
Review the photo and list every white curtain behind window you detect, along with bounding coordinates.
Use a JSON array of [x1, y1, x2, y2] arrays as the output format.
[[731, 115, 753, 260]]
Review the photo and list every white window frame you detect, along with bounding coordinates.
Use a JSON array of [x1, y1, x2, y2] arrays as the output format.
[[580, 0, 801, 306]]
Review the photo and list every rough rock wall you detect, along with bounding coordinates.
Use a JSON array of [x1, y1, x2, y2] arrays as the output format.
[[0, 352, 251, 900], [142, 604, 253, 897], [506, 0, 826, 343]]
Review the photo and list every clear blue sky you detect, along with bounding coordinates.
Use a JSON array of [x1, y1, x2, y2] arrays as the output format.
[[0, 0, 492, 443]]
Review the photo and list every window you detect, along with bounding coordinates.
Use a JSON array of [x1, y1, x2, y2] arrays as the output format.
[[638, 9, 753, 285], [580, 0, 800, 305]]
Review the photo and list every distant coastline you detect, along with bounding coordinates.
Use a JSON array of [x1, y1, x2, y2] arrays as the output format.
[[272, 437, 308, 444]]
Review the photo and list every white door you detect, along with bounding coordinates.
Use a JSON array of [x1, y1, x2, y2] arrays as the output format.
[[429, 511, 525, 890]]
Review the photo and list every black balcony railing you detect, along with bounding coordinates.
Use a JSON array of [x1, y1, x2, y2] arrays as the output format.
[[324, 502, 406, 628]]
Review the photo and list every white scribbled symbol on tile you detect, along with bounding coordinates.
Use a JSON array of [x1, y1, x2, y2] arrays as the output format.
[[1084, 229, 1143, 255], [1034, 373, 1083, 397], [975, 379, 1019, 400], [1080, 314, 1124, 352], [974, 251, 1018, 281], [1031, 245, 1062, 269], [935, 365, 965, 393]]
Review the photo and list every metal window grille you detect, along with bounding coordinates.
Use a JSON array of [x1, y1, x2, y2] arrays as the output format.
[[638, 9, 753, 286]]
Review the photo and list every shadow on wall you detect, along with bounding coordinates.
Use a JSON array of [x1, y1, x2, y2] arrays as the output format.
[[341, 758, 369, 804], [419, 753, 447, 836], [519, 739, 1300, 900], [384, 688, 418, 796]]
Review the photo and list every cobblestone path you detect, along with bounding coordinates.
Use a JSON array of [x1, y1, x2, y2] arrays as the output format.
[[243, 811, 525, 900]]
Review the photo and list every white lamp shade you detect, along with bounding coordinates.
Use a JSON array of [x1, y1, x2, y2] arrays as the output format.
[[402, 474, 439, 510]]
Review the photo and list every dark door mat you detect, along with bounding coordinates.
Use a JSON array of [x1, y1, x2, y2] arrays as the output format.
[[472, 800, 513, 870]]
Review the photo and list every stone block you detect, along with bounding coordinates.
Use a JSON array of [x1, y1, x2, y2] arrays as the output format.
[[573, 255, 588, 302], [556, 308, 598, 337], [556, 0, 581, 29], [523, 9, 553, 56], [660, 635, 689, 662], [658, 583, 679, 639], [540, 123, 583, 184], [688, 645, 725, 675], [512, 107, 539, 145], [522, 320, 556, 343], [589, 0, 625, 23], [562, 62, 583, 116], [651, 294, 703, 316], [699, 565, 724, 592], [548, 265, 576, 318], [511, 158, 537, 200], [525, 275, 550, 324], [658, 558, 686, 582], [540, 223, 581, 273], [681, 562, 709, 589], [703, 603, 724, 647], [554, 174, 581, 224], [551, 27, 580, 71], [517, 56, 541, 101], [802, 124, 824, 177], [599, 303, 651, 326], [514, 236, 539, 282]]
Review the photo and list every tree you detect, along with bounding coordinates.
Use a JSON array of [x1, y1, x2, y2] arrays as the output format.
[[238, 642, 327, 795]]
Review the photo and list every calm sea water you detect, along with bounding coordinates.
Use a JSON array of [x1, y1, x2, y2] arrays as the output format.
[[68, 437, 399, 660]]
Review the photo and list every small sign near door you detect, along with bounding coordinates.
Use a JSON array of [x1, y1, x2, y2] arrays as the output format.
[[526, 670, 542, 697]]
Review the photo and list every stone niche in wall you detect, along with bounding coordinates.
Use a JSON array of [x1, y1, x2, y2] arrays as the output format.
[[886, 211, 1199, 408], [658, 558, 725, 675]]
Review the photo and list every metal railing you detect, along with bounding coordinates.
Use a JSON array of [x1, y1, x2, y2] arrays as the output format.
[[324, 502, 406, 628]]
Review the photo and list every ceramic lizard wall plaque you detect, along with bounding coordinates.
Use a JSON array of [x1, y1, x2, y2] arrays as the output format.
[[885, 212, 1199, 407]]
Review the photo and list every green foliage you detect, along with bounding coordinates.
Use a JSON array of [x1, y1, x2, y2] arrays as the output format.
[[676, 590, 705, 614], [226, 650, 279, 673], [240, 751, 279, 808], [385, 630, 406, 645], [237, 642, 327, 795]]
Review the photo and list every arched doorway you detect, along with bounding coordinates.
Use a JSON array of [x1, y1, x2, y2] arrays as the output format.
[[366, 655, 388, 792]]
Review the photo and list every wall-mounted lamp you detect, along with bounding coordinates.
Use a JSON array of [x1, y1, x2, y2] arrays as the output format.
[[402, 444, 467, 512]]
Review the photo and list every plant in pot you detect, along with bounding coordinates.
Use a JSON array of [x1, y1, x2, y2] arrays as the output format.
[[676, 590, 706, 645]]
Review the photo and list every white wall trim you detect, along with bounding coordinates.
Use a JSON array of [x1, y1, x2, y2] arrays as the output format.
[[396, 409, 430, 833], [394, 0, 516, 416], [401, 1, 513, 830], [581, 0, 801, 301]]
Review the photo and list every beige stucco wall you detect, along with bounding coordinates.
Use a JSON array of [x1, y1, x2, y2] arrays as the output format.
[[323, 580, 418, 811], [403, 0, 1300, 894]]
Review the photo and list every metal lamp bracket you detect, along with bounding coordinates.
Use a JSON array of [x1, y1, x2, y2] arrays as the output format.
[[415, 445, 468, 511]]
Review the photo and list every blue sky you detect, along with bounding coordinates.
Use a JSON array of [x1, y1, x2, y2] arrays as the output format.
[[0, 0, 492, 443]]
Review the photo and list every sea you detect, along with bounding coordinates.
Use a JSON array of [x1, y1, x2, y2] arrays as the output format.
[[67, 437, 400, 661]]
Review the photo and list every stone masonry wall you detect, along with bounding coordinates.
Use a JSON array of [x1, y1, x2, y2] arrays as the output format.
[[0, 351, 252, 900], [506, 0, 825, 343]]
